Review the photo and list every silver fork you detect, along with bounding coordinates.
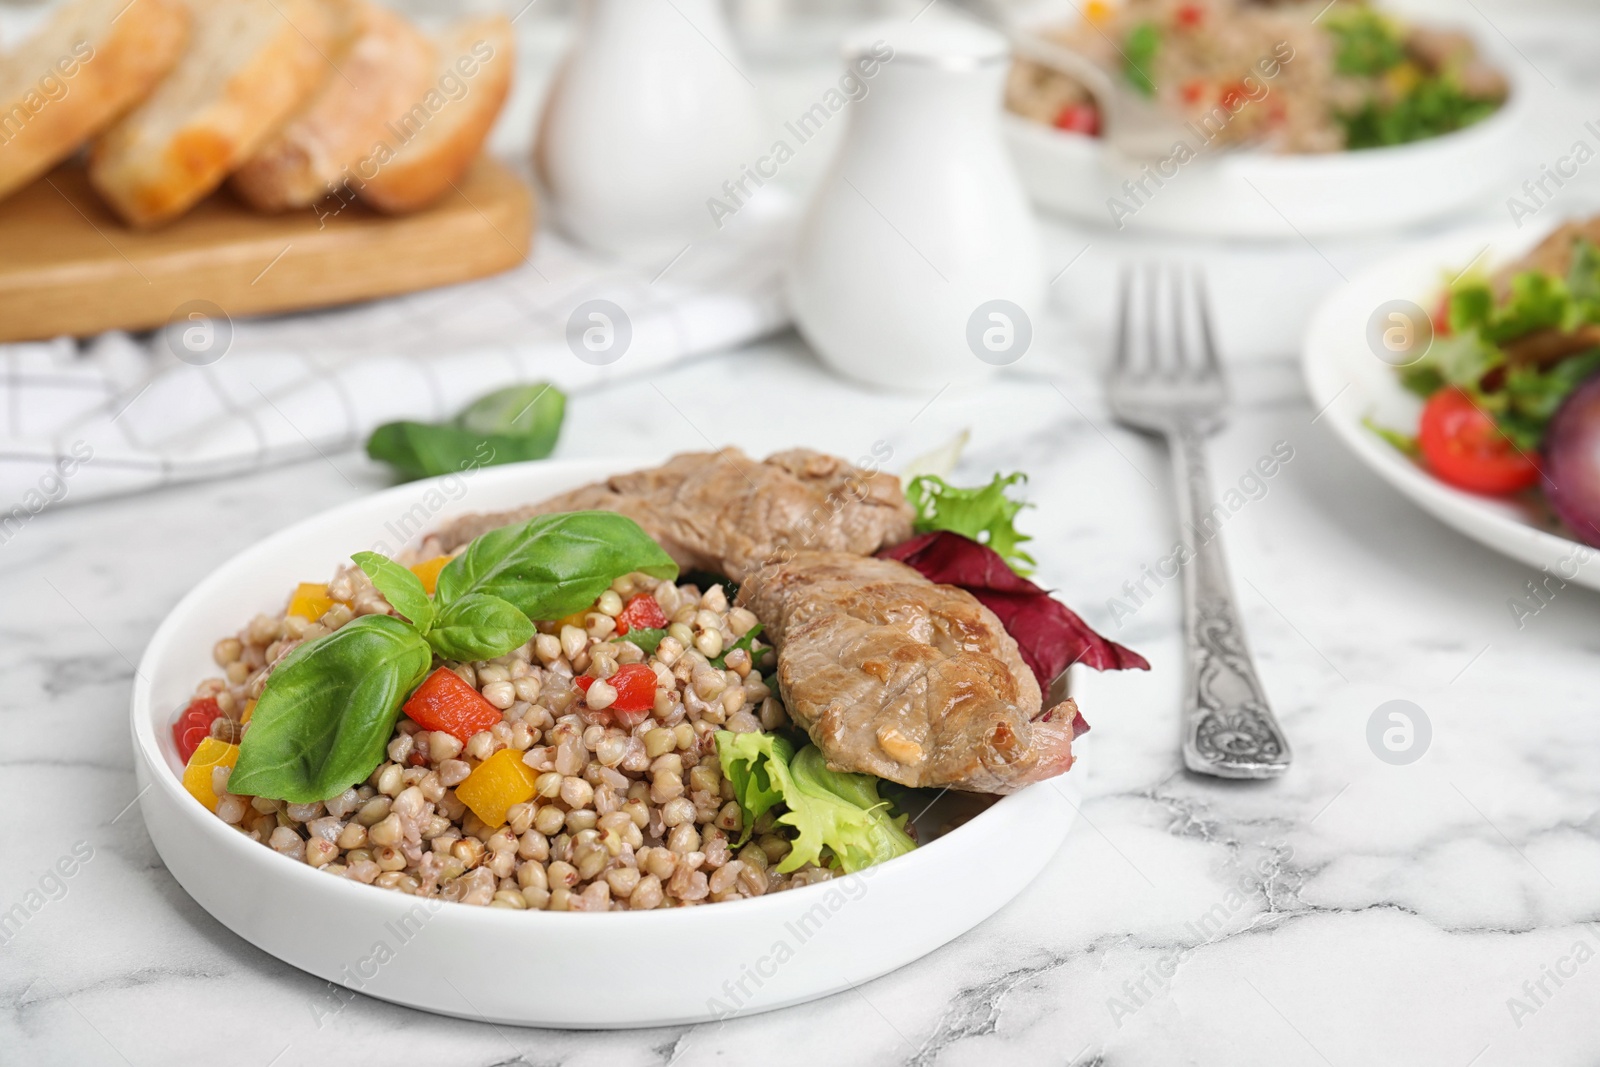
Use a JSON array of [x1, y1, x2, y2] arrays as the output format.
[[1108, 265, 1291, 779]]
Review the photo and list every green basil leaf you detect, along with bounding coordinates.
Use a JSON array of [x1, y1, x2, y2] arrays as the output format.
[[456, 382, 565, 443], [711, 623, 765, 669], [1122, 21, 1160, 97], [366, 383, 566, 481], [351, 551, 434, 632], [229, 616, 432, 803], [427, 592, 536, 662], [436, 511, 678, 621], [613, 627, 667, 656], [366, 422, 555, 482]]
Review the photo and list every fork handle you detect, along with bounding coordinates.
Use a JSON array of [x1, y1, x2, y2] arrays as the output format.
[[1167, 420, 1292, 779]]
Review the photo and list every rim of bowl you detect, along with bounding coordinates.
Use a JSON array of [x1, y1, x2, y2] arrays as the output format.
[[130, 457, 1071, 925]]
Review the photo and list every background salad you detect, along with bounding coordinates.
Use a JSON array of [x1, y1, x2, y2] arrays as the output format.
[[1375, 229, 1600, 545]]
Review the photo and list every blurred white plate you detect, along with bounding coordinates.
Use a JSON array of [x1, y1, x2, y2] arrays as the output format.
[[131, 457, 1083, 1028], [1004, 15, 1529, 238], [1301, 225, 1600, 591]]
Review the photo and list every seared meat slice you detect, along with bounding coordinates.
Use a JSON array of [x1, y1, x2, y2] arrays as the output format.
[[739, 551, 1083, 794], [1495, 218, 1600, 298], [426, 448, 913, 582]]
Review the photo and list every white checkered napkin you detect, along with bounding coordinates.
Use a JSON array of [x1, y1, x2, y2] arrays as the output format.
[[0, 213, 791, 511]]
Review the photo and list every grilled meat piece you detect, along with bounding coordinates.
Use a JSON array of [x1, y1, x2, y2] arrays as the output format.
[[1495, 219, 1600, 299], [739, 551, 1084, 794], [427, 448, 913, 582]]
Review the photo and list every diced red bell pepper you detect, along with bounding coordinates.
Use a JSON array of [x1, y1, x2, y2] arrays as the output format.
[[614, 594, 669, 635], [173, 697, 222, 763], [402, 668, 502, 742], [1053, 102, 1101, 137], [607, 663, 658, 714], [575, 663, 660, 728], [1175, 3, 1204, 28]]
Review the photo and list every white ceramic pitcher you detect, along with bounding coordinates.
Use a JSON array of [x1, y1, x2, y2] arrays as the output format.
[[788, 19, 1044, 390], [534, 0, 766, 256]]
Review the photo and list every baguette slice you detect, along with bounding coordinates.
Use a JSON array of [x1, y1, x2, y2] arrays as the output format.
[[356, 16, 513, 215], [0, 0, 190, 201], [88, 0, 335, 227], [230, 0, 435, 212]]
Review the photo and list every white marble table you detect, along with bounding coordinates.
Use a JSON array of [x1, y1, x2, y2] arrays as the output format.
[[7, 4, 1600, 1065]]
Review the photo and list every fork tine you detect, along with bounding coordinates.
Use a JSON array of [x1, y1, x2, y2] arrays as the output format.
[[1193, 267, 1221, 376], [1114, 264, 1134, 375], [1168, 263, 1190, 380], [1144, 262, 1163, 378]]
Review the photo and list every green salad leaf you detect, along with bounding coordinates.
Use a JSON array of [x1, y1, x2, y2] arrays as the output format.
[[436, 511, 678, 621], [715, 732, 916, 874], [1122, 21, 1160, 98], [718, 731, 792, 840], [1362, 416, 1419, 458], [907, 472, 1035, 575], [229, 616, 433, 803], [1340, 79, 1499, 150], [1326, 8, 1404, 76], [1496, 350, 1600, 451], [1567, 239, 1600, 309], [367, 382, 566, 481], [351, 551, 434, 631], [613, 626, 668, 656], [711, 623, 765, 670], [427, 592, 536, 662]]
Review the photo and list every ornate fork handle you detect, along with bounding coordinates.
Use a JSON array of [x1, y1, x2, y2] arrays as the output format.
[[1167, 420, 1291, 778]]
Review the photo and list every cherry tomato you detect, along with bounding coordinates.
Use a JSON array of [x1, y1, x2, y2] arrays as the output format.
[[1418, 388, 1540, 495], [1175, 3, 1204, 28], [614, 594, 669, 635], [402, 668, 502, 741], [173, 697, 221, 763], [1053, 102, 1101, 137]]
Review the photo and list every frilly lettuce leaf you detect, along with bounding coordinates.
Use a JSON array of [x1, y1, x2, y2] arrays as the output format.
[[906, 472, 1035, 576], [714, 731, 915, 875]]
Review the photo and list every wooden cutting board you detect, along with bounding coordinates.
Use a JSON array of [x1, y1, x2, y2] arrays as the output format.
[[0, 156, 535, 343]]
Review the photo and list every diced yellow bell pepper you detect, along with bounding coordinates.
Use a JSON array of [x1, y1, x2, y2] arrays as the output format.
[[287, 582, 334, 621], [1085, 0, 1115, 26], [409, 555, 451, 595], [183, 738, 240, 812], [555, 606, 593, 630], [1385, 61, 1421, 97], [240, 699, 257, 724], [455, 749, 538, 828]]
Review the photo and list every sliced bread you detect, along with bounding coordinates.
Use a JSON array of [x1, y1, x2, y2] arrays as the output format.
[[230, 0, 436, 212], [0, 0, 190, 201], [88, 0, 335, 227], [355, 16, 513, 215]]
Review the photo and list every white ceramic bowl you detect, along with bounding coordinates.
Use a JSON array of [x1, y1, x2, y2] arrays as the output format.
[[1301, 225, 1600, 591], [130, 457, 1080, 1028], [1004, 23, 1529, 238]]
